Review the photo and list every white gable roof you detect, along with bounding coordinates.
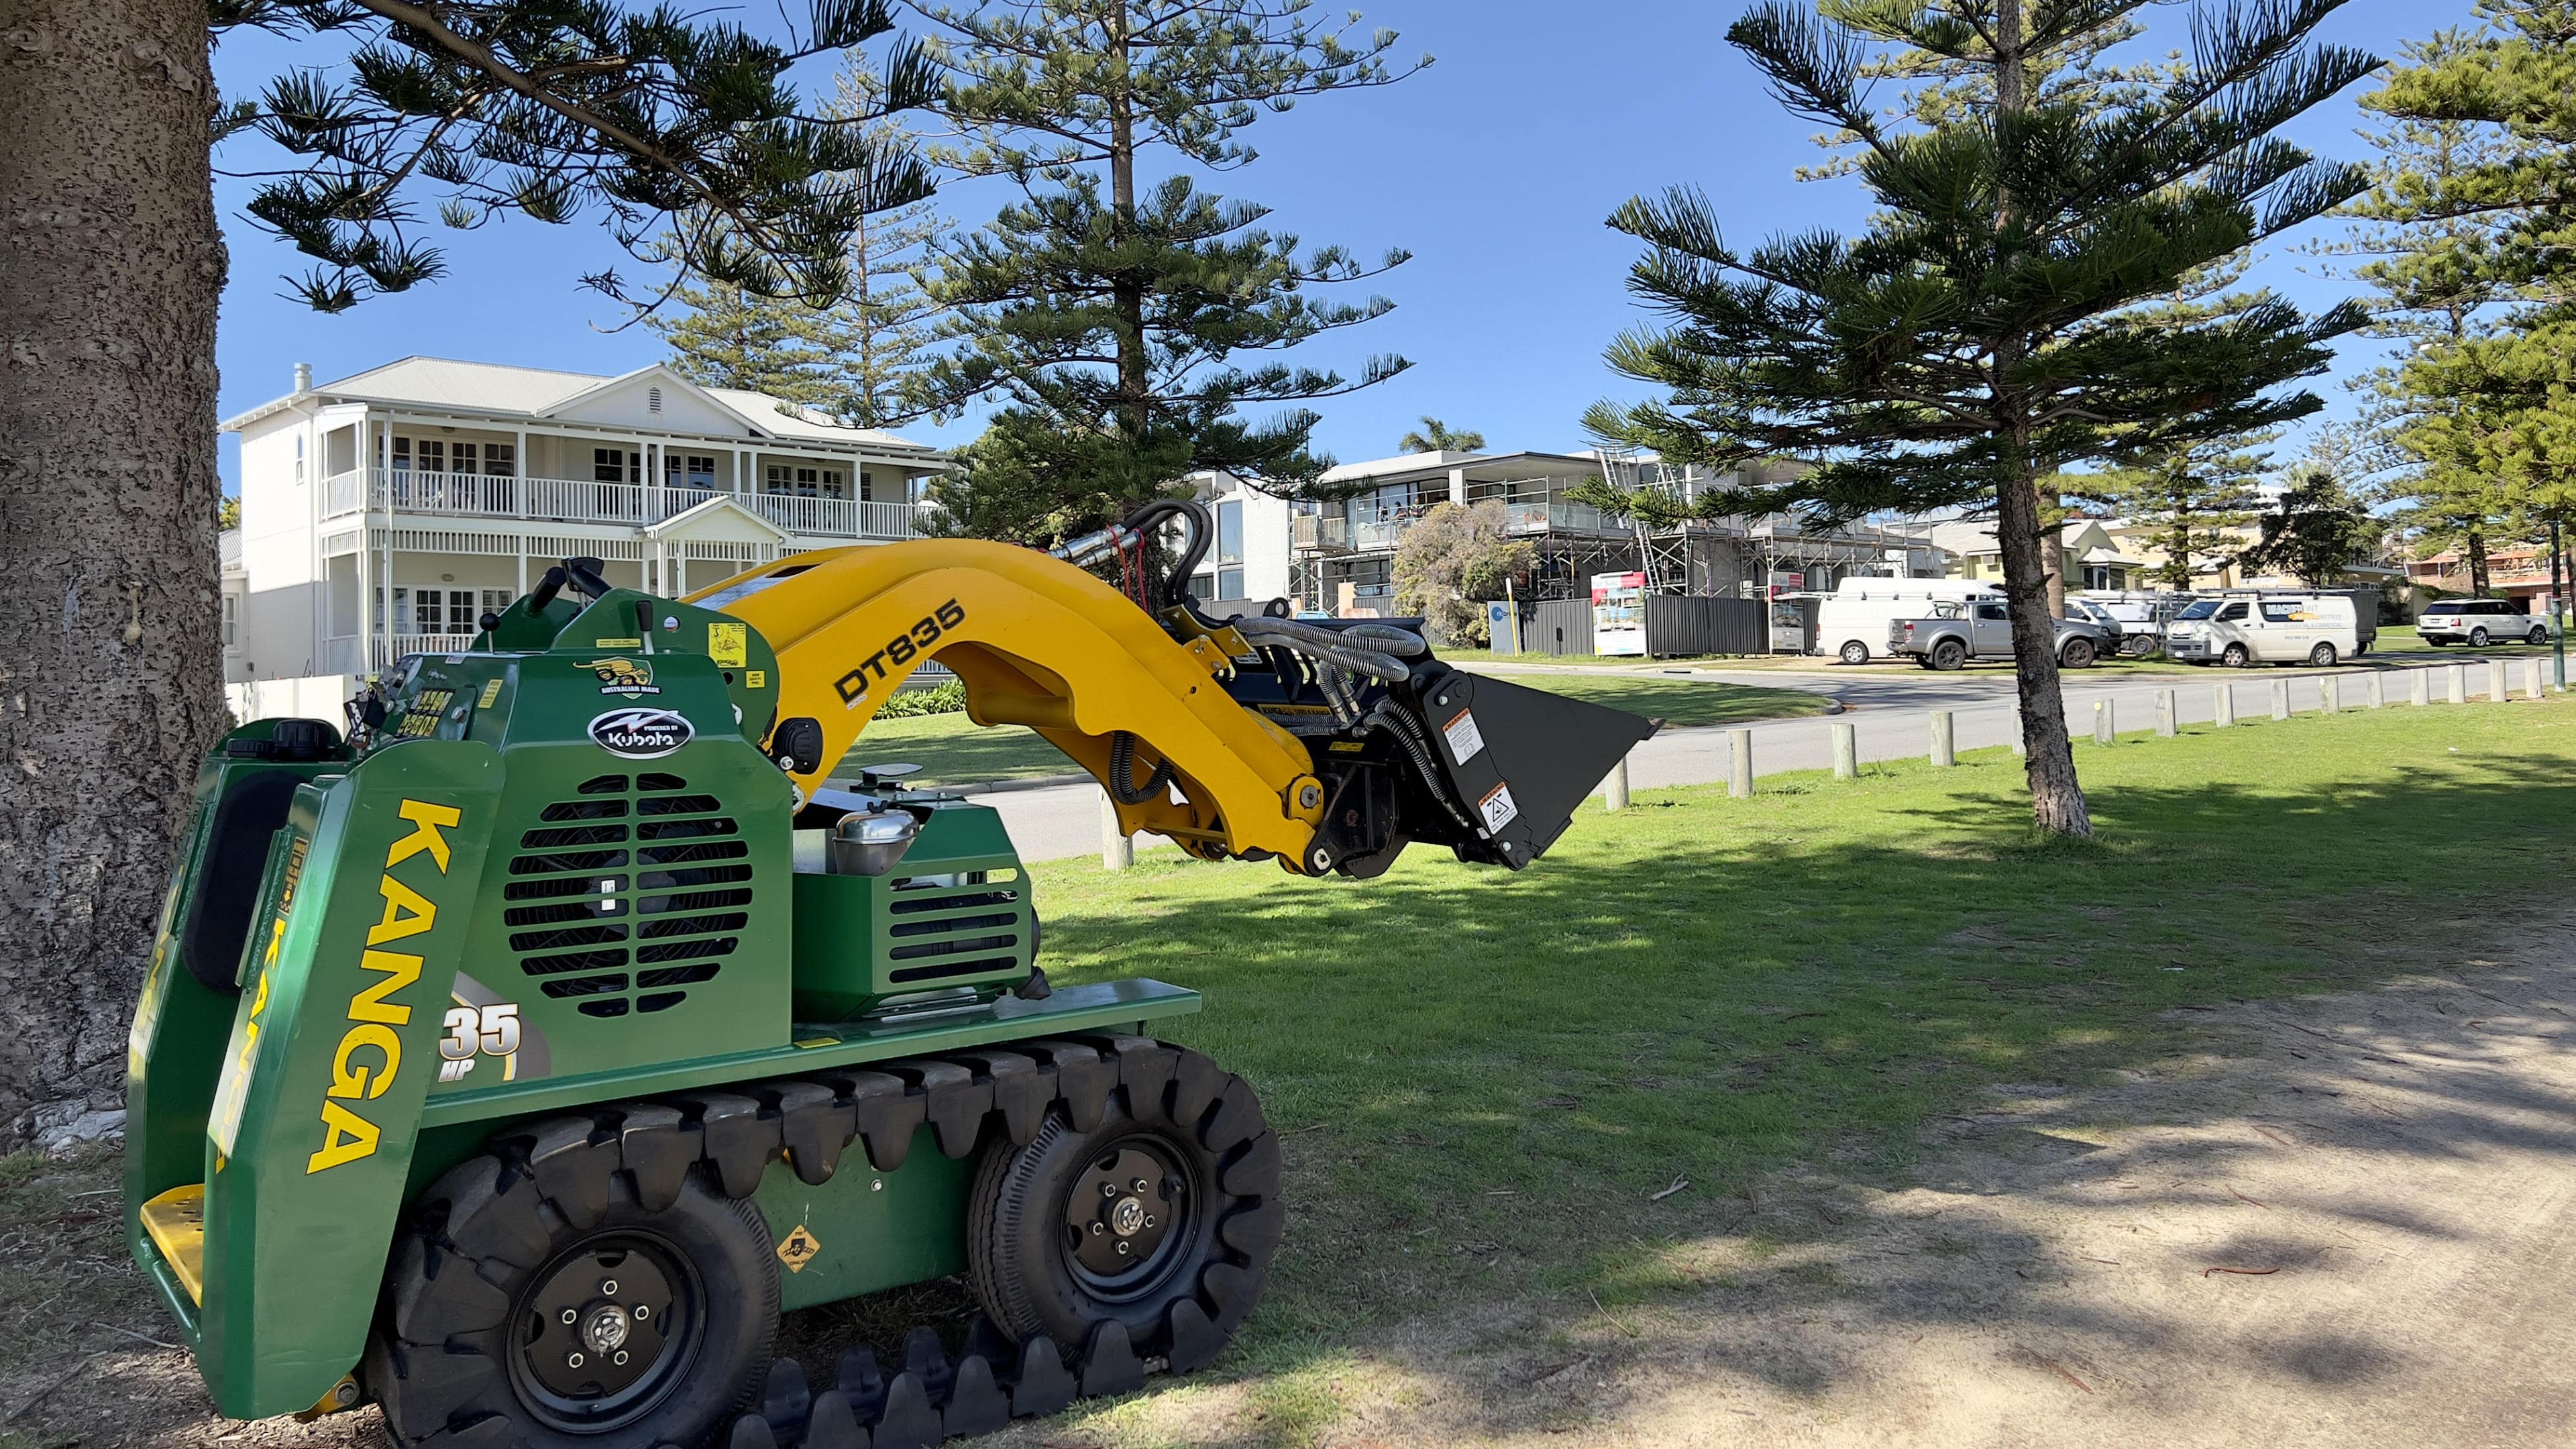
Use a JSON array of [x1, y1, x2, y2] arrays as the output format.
[[642, 495, 790, 543], [219, 356, 936, 458]]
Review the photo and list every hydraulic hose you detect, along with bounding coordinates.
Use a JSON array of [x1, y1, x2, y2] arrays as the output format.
[[1106, 730, 1175, 805], [1232, 616, 1426, 684]]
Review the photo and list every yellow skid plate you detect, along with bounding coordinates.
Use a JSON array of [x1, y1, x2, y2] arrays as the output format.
[[141, 1183, 207, 1305]]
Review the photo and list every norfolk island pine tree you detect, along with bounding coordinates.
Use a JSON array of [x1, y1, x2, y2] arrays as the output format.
[[1585, 0, 2377, 836]]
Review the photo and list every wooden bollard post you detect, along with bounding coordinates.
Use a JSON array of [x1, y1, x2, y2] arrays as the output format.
[[2155, 688, 2178, 738], [2270, 678, 2291, 720], [1099, 789, 1133, 870], [2530, 659, 2548, 702], [2490, 659, 2510, 703], [1729, 728, 1754, 798], [1929, 710, 1955, 767], [1603, 755, 1631, 811], [2448, 663, 2468, 705], [2411, 668, 2430, 706], [2322, 675, 2341, 714], [2094, 698, 2114, 745], [2214, 682, 2236, 727], [2367, 672, 2385, 708], [1831, 720, 1858, 780]]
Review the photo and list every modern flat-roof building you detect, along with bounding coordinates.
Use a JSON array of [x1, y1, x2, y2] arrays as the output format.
[[219, 356, 942, 703]]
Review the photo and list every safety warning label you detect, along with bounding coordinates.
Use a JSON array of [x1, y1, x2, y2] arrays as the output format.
[[1443, 707, 1487, 765], [1478, 782, 1519, 834]]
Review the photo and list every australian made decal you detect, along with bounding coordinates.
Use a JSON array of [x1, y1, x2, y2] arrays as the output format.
[[580, 656, 659, 697], [590, 706, 694, 759]]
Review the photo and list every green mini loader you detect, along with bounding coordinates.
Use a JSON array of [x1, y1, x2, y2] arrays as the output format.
[[126, 517, 1654, 1448]]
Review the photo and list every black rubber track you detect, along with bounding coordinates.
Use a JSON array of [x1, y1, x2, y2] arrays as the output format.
[[366, 1036, 1279, 1448]]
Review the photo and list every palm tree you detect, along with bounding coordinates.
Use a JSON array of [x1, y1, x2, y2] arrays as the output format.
[[1399, 417, 1487, 454]]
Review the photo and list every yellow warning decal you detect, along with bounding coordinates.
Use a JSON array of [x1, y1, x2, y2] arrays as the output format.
[[708, 622, 749, 668], [777, 1224, 822, 1273]]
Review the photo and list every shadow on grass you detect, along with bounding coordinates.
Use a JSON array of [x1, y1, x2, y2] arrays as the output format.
[[994, 709, 2576, 1440]]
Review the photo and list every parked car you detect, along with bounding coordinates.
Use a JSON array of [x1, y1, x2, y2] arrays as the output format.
[[2165, 592, 2361, 667], [1886, 597, 2113, 670], [2068, 595, 2173, 656], [1818, 579, 1998, 664], [2418, 597, 2554, 647]]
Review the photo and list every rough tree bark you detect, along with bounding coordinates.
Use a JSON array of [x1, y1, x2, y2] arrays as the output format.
[[2466, 527, 2490, 596], [0, 0, 230, 1137]]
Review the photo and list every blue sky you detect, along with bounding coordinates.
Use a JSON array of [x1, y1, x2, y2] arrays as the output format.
[[210, 0, 2476, 492]]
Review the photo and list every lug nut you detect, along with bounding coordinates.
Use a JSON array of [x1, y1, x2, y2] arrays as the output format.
[[1144, 1215, 1157, 1228], [600, 1279, 618, 1296], [1091, 1222, 1106, 1235], [568, 1352, 585, 1368], [1132, 1178, 1148, 1192], [1102, 1183, 1118, 1198], [1116, 1240, 1131, 1256], [561, 1309, 578, 1325], [634, 1305, 650, 1320], [613, 1351, 630, 1366]]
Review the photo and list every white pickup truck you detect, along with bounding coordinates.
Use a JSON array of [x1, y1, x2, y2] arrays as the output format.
[[1886, 598, 2116, 671]]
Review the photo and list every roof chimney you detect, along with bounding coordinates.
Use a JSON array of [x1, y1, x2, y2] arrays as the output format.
[[293, 362, 313, 392]]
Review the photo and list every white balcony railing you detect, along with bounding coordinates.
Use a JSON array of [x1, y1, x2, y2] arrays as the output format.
[[319, 468, 920, 541]]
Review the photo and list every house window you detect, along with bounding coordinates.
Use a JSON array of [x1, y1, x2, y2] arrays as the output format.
[[1188, 574, 1214, 600], [1218, 567, 1246, 600], [416, 439, 445, 474], [1216, 499, 1244, 564], [392, 437, 411, 472], [484, 443, 516, 478], [221, 594, 237, 647], [453, 442, 478, 474], [595, 447, 632, 483], [666, 453, 718, 488]]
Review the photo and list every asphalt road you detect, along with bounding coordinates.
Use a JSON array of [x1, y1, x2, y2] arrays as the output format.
[[976, 655, 2565, 863]]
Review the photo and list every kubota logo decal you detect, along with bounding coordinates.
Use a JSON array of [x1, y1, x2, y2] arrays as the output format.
[[590, 706, 694, 758], [307, 799, 460, 1174], [836, 599, 966, 707]]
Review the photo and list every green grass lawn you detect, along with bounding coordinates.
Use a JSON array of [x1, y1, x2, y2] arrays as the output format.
[[1028, 696, 2576, 1375], [833, 674, 1827, 784]]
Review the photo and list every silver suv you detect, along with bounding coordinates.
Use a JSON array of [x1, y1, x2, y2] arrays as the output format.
[[2419, 598, 2550, 647]]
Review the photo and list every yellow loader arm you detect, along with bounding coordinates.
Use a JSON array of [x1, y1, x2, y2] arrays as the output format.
[[692, 539, 1326, 864], [692, 535, 1656, 878]]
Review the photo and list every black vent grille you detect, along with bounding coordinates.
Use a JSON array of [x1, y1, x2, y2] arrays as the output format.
[[509, 773, 740, 1013], [883, 869, 1026, 985]]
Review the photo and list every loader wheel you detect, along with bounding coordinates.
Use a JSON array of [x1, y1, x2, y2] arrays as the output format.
[[368, 1150, 777, 1446], [967, 1051, 1281, 1365]]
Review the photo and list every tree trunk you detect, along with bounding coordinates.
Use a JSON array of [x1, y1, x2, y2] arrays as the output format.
[[0, 0, 228, 1138], [2037, 478, 2068, 616], [1996, 429, 2092, 837], [1105, 2, 1150, 442], [2467, 528, 2489, 596]]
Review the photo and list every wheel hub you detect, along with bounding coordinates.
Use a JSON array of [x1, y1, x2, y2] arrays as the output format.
[[510, 1235, 698, 1433], [1063, 1142, 1191, 1296]]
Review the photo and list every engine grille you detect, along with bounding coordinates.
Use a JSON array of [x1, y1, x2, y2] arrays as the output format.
[[508, 773, 743, 1016]]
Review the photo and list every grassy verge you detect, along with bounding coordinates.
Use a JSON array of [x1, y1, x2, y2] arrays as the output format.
[[1030, 696, 2576, 1370], [833, 675, 1828, 783]]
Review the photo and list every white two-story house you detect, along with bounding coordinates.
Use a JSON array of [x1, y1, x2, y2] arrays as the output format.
[[221, 356, 942, 708]]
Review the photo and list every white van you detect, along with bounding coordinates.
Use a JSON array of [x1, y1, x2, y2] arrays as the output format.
[[1817, 579, 1998, 664], [2165, 592, 2361, 667]]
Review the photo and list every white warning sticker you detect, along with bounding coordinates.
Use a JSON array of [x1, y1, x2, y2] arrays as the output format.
[[1443, 708, 1487, 765], [1478, 782, 1519, 835]]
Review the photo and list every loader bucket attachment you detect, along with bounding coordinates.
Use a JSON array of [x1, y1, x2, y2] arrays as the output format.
[[1391, 665, 1659, 871]]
